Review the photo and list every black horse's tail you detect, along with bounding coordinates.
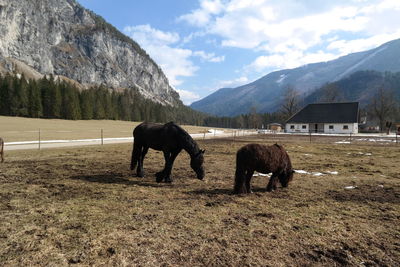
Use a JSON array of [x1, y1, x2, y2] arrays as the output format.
[[130, 141, 142, 170]]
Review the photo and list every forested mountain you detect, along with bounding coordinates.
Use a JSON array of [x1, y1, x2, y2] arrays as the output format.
[[0, 73, 205, 124], [0, 0, 179, 106], [191, 38, 400, 116], [304, 71, 400, 105]]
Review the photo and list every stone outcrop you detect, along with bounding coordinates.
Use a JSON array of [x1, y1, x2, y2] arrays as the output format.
[[0, 0, 180, 105]]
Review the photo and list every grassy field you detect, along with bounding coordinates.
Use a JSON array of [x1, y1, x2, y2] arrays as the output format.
[[0, 116, 215, 142], [0, 134, 399, 266]]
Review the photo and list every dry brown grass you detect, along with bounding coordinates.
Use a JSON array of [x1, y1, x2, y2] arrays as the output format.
[[0, 135, 399, 266], [0, 116, 217, 142]]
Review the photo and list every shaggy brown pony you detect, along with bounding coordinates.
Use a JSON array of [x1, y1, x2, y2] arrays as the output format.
[[234, 143, 294, 194], [0, 137, 4, 163]]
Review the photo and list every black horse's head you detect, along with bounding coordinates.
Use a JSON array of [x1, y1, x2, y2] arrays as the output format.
[[191, 149, 205, 180], [279, 169, 295, 188]]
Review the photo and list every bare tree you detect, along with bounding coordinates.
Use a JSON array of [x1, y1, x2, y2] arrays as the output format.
[[371, 86, 396, 132], [281, 85, 301, 119], [249, 106, 261, 129], [318, 83, 344, 102]]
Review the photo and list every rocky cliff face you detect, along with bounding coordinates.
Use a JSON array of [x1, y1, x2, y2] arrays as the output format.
[[0, 0, 180, 106]]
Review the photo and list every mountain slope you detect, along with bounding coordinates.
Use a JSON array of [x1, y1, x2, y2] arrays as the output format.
[[304, 70, 400, 106], [191, 38, 400, 116], [0, 0, 179, 105]]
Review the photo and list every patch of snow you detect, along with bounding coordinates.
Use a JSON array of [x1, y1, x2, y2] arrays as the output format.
[[312, 172, 324, 176], [377, 184, 384, 188], [276, 74, 286, 84], [335, 141, 351, 144], [295, 170, 309, 174], [253, 172, 271, 177], [208, 129, 224, 134], [344, 186, 357, 190], [326, 171, 338, 175], [303, 153, 312, 156]]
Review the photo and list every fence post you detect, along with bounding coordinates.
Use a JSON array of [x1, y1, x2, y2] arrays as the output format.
[[396, 132, 398, 145], [309, 130, 312, 143], [203, 131, 206, 139], [38, 128, 41, 150], [350, 133, 352, 143], [101, 129, 104, 145]]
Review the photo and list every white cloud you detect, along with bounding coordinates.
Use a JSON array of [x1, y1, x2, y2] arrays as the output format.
[[124, 25, 197, 86], [125, 24, 222, 87], [176, 89, 201, 104], [193, 51, 225, 62], [124, 24, 179, 46], [328, 31, 400, 55], [215, 76, 249, 89], [246, 50, 338, 72], [178, 0, 224, 27], [179, 0, 400, 73]]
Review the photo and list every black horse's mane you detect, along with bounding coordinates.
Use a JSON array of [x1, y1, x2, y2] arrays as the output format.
[[165, 122, 200, 157]]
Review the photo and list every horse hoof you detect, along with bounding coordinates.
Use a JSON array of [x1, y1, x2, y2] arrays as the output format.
[[164, 178, 173, 183], [137, 172, 144, 178], [156, 176, 163, 183]]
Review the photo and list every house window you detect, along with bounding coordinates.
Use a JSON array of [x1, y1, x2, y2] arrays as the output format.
[[329, 125, 334, 130], [343, 125, 349, 130], [290, 125, 295, 129], [302, 125, 307, 129]]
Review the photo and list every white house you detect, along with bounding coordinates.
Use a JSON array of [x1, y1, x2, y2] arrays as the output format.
[[285, 102, 359, 134]]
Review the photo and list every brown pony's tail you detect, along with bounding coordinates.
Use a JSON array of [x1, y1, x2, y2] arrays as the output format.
[[233, 149, 246, 194], [130, 141, 141, 170]]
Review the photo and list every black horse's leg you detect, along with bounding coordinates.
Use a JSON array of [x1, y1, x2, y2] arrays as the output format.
[[130, 141, 140, 171], [156, 151, 170, 183], [245, 170, 254, 193], [137, 146, 148, 178], [163, 150, 180, 183], [266, 173, 279, 192]]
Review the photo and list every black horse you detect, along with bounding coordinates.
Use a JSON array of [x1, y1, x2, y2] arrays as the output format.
[[130, 122, 205, 183]]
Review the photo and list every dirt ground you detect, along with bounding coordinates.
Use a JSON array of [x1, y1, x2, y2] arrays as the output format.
[[0, 135, 399, 266]]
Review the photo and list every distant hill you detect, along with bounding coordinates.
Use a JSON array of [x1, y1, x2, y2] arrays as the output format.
[[191, 38, 400, 116]]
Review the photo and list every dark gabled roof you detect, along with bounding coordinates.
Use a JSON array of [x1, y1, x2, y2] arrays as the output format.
[[286, 102, 359, 123]]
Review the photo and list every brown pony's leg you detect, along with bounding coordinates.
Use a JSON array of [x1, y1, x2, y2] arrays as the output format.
[[245, 170, 254, 193], [233, 167, 247, 194], [266, 173, 279, 192]]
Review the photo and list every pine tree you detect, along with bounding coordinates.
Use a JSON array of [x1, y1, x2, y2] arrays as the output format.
[[80, 89, 94, 120], [27, 79, 43, 118]]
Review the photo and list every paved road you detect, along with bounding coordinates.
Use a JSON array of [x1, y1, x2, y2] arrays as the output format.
[[5, 131, 256, 151], [6, 131, 396, 151]]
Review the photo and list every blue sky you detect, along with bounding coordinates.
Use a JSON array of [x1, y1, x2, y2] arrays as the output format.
[[77, 0, 400, 104]]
